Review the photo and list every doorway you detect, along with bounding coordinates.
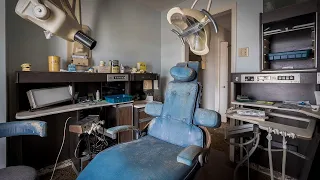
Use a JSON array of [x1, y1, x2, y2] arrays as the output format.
[[189, 9, 233, 123]]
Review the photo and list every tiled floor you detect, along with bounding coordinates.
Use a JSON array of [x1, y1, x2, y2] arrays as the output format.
[[40, 123, 269, 180]]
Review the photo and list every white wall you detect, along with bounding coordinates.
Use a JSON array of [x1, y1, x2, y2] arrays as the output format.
[[50, 0, 162, 74], [161, 0, 263, 108], [0, 0, 7, 169], [6, 0, 50, 122], [236, 0, 263, 72]]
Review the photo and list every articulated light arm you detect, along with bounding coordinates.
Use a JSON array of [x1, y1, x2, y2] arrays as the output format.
[[15, 0, 96, 50]]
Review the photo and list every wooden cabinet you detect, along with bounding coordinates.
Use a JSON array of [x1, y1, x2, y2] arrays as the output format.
[[108, 104, 134, 143], [134, 104, 153, 131]]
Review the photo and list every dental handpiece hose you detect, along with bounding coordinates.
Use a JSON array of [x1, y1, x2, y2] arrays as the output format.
[[234, 125, 260, 180], [267, 130, 274, 180], [282, 135, 287, 180]]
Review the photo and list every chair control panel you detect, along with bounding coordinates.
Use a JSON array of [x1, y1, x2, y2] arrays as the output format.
[[240, 73, 301, 83], [107, 74, 129, 82]]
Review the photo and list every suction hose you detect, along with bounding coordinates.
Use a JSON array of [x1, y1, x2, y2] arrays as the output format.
[[267, 130, 274, 180]]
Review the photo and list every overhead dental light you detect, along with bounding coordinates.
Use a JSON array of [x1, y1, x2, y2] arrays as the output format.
[[167, 0, 218, 69], [15, 0, 97, 50]]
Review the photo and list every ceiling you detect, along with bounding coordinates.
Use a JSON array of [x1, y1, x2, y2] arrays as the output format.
[[135, 0, 231, 31], [135, 0, 187, 11]]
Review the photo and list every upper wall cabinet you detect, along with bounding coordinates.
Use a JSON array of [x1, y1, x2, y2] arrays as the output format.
[[261, 0, 320, 72], [264, 0, 312, 13]]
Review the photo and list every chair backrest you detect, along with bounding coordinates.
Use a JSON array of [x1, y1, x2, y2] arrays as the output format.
[[148, 62, 205, 148]]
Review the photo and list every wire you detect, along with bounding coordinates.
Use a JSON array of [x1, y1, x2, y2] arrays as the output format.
[[191, 0, 199, 9], [267, 133, 274, 180], [207, 0, 212, 11], [74, 139, 83, 159], [50, 117, 72, 180], [191, 0, 212, 11]]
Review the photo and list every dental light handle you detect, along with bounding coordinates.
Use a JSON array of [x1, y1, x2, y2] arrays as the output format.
[[15, 0, 97, 50], [267, 131, 274, 180]]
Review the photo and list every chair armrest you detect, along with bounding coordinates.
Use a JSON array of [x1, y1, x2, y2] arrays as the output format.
[[0, 121, 47, 138], [194, 108, 221, 128], [177, 145, 203, 166], [145, 102, 163, 117], [106, 125, 139, 139]]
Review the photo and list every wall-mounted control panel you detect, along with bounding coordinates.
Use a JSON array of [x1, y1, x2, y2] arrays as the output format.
[[240, 73, 301, 83], [107, 74, 129, 82]]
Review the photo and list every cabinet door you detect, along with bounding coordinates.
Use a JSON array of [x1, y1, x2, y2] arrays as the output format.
[[117, 105, 133, 143]]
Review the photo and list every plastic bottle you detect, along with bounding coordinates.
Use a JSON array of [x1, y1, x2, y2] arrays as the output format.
[[120, 64, 125, 73], [96, 90, 100, 101]]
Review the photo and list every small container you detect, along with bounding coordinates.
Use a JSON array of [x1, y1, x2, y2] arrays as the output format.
[[48, 56, 60, 72], [100, 61, 106, 67], [111, 60, 119, 67], [120, 64, 125, 73], [112, 66, 120, 73], [137, 62, 147, 71], [111, 60, 120, 73], [21, 63, 31, 71], [68, 64, 77, 72], [105, 94, 133, 103], [96, 90, 100, 101]]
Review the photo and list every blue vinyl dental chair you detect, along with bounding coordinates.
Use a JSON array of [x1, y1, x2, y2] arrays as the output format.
[[78, 62, 221, 180], [0, 121, 47, 180]]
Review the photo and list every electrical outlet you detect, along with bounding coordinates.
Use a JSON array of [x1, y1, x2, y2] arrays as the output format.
[[239, 47, 249, 57]]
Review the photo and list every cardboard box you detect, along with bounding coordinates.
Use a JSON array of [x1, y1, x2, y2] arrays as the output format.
[[73, 58, 89, 66]]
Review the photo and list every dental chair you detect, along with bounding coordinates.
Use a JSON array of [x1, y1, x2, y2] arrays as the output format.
[[78, 62, 221, 180], [0, 121, 47, 180]]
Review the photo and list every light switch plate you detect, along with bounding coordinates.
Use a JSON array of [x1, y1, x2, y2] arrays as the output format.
[[239, 47, 249, 57]]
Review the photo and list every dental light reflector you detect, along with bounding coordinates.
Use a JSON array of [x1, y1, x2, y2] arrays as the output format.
[[167, 1, 218, 56]]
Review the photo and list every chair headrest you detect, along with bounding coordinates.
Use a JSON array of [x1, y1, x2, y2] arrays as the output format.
[[170, 66, 196, 82]]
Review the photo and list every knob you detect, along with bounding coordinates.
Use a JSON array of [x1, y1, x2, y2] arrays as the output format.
[[33, 5, 50, 20]]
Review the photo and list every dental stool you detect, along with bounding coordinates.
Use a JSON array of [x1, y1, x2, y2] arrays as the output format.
[[0, 121, 47, 180], [78, 62, 221, 180]]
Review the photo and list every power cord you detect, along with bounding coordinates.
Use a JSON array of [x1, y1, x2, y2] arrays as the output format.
[[50, 117, 72, 180]]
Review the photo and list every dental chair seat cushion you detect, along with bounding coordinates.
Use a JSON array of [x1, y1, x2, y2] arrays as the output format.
[[77, 136, 196, 180], [0, 166, 37, 180]]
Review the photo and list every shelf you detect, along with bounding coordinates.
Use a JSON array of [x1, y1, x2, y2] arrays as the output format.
[[226, 111, 315, 140], [264, 23, 315, 36], [231, 101, 320, 120], [16, 71, 159, 84], [262, 69, 317, 73], [16, 101, 133, 119], [16, 71, 108, 83]]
